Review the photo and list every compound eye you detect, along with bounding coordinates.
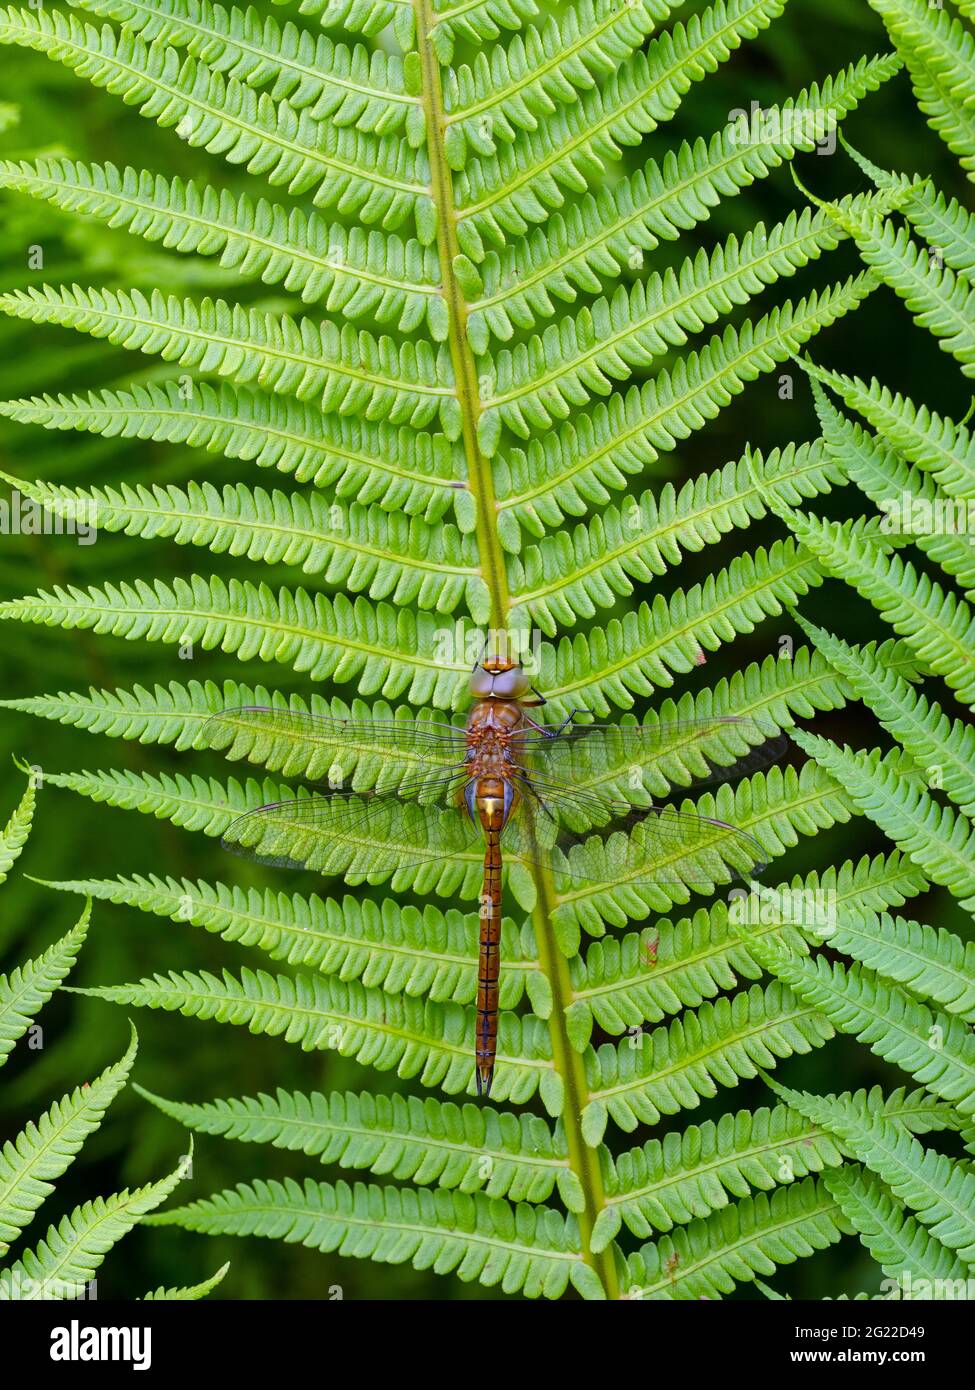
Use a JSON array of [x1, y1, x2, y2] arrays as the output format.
[[490, 665, 529, 698], [470, 666, 494, 696]]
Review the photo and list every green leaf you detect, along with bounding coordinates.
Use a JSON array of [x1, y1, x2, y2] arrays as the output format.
[[74, 967, 557, 1108], [0, 1148, 190, 1300], [621, 1178, 848, 1299], [0, 1027, 138, 1257], [0, 905, 89, 1067], [142, 1261, 230, 1300], [824, 1165, 971, 1293], [746, 935, 975, 1116], [136, 1084, 578, 1206], [149, 1176, 604, 1299]]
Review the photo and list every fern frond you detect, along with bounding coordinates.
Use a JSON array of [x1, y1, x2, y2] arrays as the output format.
[[0, 473, 489, 619], [509, 440, 837, 630], [0, 0, 926, 1303], [551, 756, 868, 949], [823, 1164, 971, 1292], [32, 765, 279, 839], [68, 0, 424, 137], [442, 0, 675, 164], [554, 751, 891, 949], [870, 0, 975, 175], [142, 1261, 230, 1300], [580, 981, 834, 1145], [774, 508, 975, 707], [137, 1085, 578, 1206], [468, 57, 899, 347], [8, 679, 452, 767], [39, 875, 538, 1008], [595, 1101, 845, 1249], [832, 205, 975, 373], [0, 159, 447, 335], [0, 285, 459, 435], [523, 536, 823, 686], [147, 1176, 604, 1300], [795, 617, 975, 816], [608, 1079, 975, 1250], [568, 853, 927, 1047], [0, 1151, 188, 1300], [824, 911, 975, 1023], [899, 175, 975, 280], [426, 0, 540, 60], [804, 360, 975, 502], [0, 636, 921, 763], [73, 968, 558, 1109], [0, 7, 434, 232], [0, 379, 468, 523], [0, 906, 89, 1066], [846, 149, 975, 280], [495, 276, 877, 531], [0, 1027, 137, 1257], [621, 1178, 846, 1299], [747, 937, 975, 1117], [0, 576, 472, 708], [0, 778, 34, 886], [481, 204, 869, 439], [282, 0, 417, 51], [765, 1080, 975, 1267], [453, 0, 787, 257], [793, 728, 975, 909], [809, 383, 975, 598]]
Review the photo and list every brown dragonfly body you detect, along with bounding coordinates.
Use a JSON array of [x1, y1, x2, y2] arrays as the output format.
[[463, 656, 539, 1096]]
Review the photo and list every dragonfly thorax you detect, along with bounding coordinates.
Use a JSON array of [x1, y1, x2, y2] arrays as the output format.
[[466, 695, 524, 740]]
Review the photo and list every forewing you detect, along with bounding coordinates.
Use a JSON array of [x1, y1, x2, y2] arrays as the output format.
[[199, 705, 468, 793], [511, 717, 787, 801]]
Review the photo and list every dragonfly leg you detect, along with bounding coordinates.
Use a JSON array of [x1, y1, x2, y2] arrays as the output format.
[[513, 773, 559, 825], [532, 708, 590, 737]]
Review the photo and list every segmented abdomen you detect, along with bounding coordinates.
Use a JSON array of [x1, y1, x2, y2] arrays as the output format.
[[475, 828, 502, 1097]]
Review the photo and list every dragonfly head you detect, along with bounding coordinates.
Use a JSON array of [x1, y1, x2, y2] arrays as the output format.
[[470, 655, 531, 700]]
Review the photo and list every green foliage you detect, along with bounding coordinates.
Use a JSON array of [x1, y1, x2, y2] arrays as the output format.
[[0, 0, 971, 1305], [0, 782, 219, 1299], [737, 3, 975, 1286]]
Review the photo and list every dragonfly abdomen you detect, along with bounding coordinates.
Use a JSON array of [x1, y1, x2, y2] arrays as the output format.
[[472, 773, 513, 1099], [477, 824, 503, 1098]]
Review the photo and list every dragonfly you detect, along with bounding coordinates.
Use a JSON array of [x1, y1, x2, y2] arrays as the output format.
[[201, 653, 786, 1098]]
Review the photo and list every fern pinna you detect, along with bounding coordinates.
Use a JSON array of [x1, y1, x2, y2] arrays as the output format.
[[0, 0, 966, 1301], [0, 778, 227, 1301]]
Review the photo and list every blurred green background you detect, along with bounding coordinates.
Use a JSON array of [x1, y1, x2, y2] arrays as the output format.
[[0, 0, 970, 1300]]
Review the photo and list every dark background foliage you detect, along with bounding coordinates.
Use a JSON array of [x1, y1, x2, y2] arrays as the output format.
[[0, 0, 969, 1299]]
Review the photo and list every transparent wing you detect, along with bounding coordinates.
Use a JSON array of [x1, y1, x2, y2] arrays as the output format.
[[221, 773, 480, 877], [199, 705, 469, 789], [221, 772, 767, 892], [511, 717, 787, 801], [501, 786, 769, 889]]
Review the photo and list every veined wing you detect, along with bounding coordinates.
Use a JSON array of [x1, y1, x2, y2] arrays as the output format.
[[222, 774, 481, 879], [199, 705, 469, 791], [510, 717, 787, 800], [501, 787, 769, 889]]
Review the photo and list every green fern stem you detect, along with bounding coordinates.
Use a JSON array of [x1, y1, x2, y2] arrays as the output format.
[[530, 858, 620, 1300], [415, 0, 617, 1299], [415, 0, 510, 628]]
